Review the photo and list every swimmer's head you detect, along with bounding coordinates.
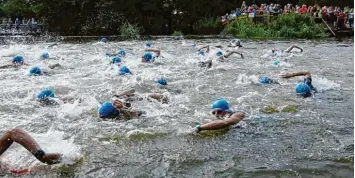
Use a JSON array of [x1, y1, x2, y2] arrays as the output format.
[[101, 37, 108, 43], [111, 57, 121, 64], [12, 56, 24, 65], [98, 101, 120, 118], [199, 50, 205, 56], [259, 76, 271, 84], [118, 50, 126, 57], [145, 42, 151, 47], [216, 51, 223, 56], [271, 49, 276, 53], [273, 60, 280, 65], [230, 39, 242, 47], [36, 89, 55, 102], [211, 99, 230, 118], [29, 66, 41, 75], [119, 66, 132, 75], [40, 52, 49, 59], [142, 53, 153, 62], [295, 83, 311, 97], [157, 78, 167, 85]]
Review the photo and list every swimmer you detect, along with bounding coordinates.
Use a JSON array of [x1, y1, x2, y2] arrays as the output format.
[[0, 56, 29, 69], [141, 48, 161, 63], [40, 52, 60, 61], [267, 44, 303, 57], [100, 37, 108, 43], [0, 128, 62, 165], [28, 63, 61, 76], [198, 46, 243, 68], [228, 39, 243, 48], [119, 66, 132, 75], [259, 76, 280, 85], [110, 56, 122, 65], [279, 71, 317, 97], [98, 89, 169, 120], [106, 49, 126, 58], [192, 99, 246, 133], [36, 89, 79, 105]]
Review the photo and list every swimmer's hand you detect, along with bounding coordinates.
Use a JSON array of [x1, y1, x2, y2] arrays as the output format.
[[187, 126, 201, 135], [42, 153, 62, 165]]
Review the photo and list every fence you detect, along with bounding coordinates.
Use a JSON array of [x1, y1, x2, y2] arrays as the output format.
[[0, 24, 44, 35]]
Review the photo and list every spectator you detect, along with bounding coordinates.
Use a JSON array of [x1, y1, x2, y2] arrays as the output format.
[[15, 18, 20, 31], [299, 5, 307, 14], [348, 8, 354, 28]]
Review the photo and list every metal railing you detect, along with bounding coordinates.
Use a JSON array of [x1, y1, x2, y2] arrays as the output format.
[[0, 24, 44, 35]]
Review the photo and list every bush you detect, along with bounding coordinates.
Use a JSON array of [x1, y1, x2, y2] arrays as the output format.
[[224, 14, 327, 39], [172, 30, 183, 36], [119, 23, 144, 39], [193, 17, 222, 35]]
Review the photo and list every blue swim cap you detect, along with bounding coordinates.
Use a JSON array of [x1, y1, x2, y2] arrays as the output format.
[[118, 50, 126, 57], [199, 50, 205, 56], [259, 76, 270, 84], [119, 66, 132, 75], [143, 53, 153, 62], [112, 57, 121, 64], [98, 101, 119, 118], [216, 51, 223, 56], [40, 52, 49, 59], [295, 83, 311, 96], [29, 66, 41, 75], [101, 37, 108, 43], [36, 89, 55, 100], [145, 42, 151, 47], [157, 78, 167, 85], [211, 99, 230, 112], [12, 56, 24, 65], [273, 60, 280, 65]]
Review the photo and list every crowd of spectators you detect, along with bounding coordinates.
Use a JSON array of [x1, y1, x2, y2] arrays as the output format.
[[221, 1, 354, 29], [0, 17, 41, 33]]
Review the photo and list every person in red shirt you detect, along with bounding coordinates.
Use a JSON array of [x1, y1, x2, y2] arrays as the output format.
[[337, 11, 346, 29], [299, 5, 307, 14]]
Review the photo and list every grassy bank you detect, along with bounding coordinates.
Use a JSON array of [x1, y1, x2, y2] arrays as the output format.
[[223, 14, 328, 39]]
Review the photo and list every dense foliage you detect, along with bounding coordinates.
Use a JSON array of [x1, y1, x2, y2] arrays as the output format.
[[224, 13, 327, 38], [0, 0, 352, 35]]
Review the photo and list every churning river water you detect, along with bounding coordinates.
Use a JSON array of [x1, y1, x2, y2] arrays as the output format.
[[0, 37, 353, 178]]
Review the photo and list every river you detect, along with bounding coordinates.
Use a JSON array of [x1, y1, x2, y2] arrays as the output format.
[[0, 37, 353, 177]]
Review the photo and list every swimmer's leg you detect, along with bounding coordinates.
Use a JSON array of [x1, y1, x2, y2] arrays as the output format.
[[0, 128, 61, 164], [285, 45, 303, 53]]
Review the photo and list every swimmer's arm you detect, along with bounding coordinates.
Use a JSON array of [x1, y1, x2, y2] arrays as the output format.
[[48, 63, 61, 69], [223, 51, 244, 58], [285, 45, 303, 53], [147, 93, 169, 103], [198, 112, 245, 131], [279, 71, 311, 79], [198, 45, 211, 53], [145, 48, 161, 55], [114, 89, 136, 98], [0, 64, 14, 69]]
